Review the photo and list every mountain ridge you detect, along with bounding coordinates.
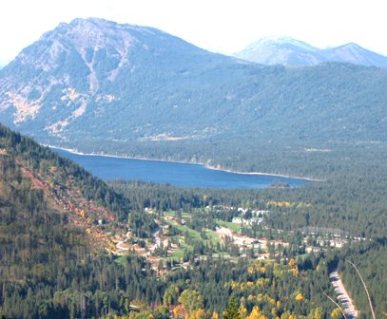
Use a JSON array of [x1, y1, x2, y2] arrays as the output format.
[[235, 37, 387, 68], [1, 18, 387, 158]]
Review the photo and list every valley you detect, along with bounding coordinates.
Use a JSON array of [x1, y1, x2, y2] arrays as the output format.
[[1, 121, 386, 318], [0, 15, 386, 319], [108, 204, 359, 274]]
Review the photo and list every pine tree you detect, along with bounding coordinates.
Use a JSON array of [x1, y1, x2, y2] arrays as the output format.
[[223, 298, 241, 319]]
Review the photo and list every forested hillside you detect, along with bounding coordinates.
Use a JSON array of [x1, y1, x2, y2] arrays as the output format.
[[330, 239, 387, 319], [1, 124, 330, 318], [0, 123, 161, 318]]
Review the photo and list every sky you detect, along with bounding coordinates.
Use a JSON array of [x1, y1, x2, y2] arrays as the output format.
[[1, 0, 386, 65]]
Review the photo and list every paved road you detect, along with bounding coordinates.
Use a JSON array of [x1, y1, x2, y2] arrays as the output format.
[[329, 271, 359, 319]]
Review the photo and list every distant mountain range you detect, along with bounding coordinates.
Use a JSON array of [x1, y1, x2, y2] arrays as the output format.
[[1, 18, 387, 157], [235, 37, 387, 68]]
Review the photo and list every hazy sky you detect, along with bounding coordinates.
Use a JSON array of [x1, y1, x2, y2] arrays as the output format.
[[1, 0, 386, 65]]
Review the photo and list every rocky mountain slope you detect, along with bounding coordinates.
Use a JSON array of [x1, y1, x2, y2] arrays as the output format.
[[0, 122, 131, 233], [235, 37, 387, 68], [1, 19, 387, 156]]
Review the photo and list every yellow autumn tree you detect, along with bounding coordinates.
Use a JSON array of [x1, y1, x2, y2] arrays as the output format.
[[173, 304, 188, 319], [288, 258, 298, 276], [330, 308, 343, 319], [191, 308, 206, 319], [295, 292, 304, 301], [288, 258, 297, 268], [239, 300, 248, 319], [248, 306, 261, 319], [308, 307, 323, 319]]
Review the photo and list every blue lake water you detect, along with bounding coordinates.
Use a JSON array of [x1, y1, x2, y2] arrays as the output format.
[[53, 148, 309, 189]]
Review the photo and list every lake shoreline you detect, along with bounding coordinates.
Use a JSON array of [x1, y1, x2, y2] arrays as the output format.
[[46, 144, 321, 182], [204, 165, 321, 182]]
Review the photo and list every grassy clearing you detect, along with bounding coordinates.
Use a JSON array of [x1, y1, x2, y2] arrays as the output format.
[[164, 211, 191, 220], [203, 229, 221, 244], [217, 220, 241, 233], [166, 220, 202, 240], [170, 248, 185, 260]]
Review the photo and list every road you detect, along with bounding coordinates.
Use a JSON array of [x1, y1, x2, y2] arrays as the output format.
[[329, 271, 359, 319]]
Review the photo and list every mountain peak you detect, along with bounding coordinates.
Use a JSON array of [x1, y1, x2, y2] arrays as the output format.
[[253, 36, 316, 51], [65, 17, 152, 34], [343, 42, 362, 48], [236, 38, 387, 68], [331, 42, 365, 52], [322, 42, 387, 67], [71, 17, 111, 25], [43, 17, 138, 44], [236, 37, 319, 66], [36, 17, 202, 56]]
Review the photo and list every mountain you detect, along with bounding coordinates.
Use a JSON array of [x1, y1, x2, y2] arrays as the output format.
[[0, 18, 233, 146], [322, 42, 387, 68], [235, 37, 387, 68], [235, 37, 323, 66], [1, 18, 387, 158]]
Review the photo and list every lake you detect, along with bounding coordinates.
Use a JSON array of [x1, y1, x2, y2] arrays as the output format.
[[53, 148, 309, 189]]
